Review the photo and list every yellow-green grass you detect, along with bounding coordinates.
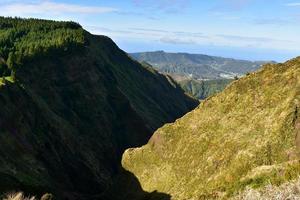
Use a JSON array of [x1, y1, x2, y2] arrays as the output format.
[[123, 57, 300, 199], [0, 76, 14, 86]]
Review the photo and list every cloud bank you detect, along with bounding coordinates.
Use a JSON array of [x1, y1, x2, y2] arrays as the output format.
[[0, 1, 118, 16], [285, 2, 300, 6], [131, 0, 190, 13], [88, 25, 300, 51]]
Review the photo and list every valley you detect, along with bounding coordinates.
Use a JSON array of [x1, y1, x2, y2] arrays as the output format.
[[0, 17, 197, 200], [0, 16, 300, 200], [130, 51, 270, 99], [123, 57, 300, 199]]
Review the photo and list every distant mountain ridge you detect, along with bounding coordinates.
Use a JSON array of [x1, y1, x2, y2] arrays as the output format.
[[130, 51, 270, 80]]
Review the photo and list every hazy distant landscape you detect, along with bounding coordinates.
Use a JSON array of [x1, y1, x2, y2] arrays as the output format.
[[1, 0, 300, 200], [131, 51, 270, 99], [131, 51, 268, 80]]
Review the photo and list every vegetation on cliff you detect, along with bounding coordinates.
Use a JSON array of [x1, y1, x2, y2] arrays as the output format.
[[0, 17, 84, 77], [0, 17, 198, 199], [233, 177, 300, 200], [123, 57, 300, 199], [178, 78, 233, 100], [130, 51, 266, 79], [130, 51, 267, 100]]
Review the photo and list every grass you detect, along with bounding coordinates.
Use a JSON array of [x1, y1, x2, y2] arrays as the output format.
[[0, 76, 14, 86], [2, 192, 35, 200], [123, 57, 300, 199], [233, 176, 300, 200], [178, 78, 233, 99], [0, 18, 198, 198], [1, 192, 52, 200]]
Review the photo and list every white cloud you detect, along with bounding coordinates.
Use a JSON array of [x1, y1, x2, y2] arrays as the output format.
[[131, 0, 190, 13], [285, 2, 300, 6], [160, 36, 196, 45], [211, 0, 256, 12], [86, 25, 300, 51], [0, 1, 118, 16]]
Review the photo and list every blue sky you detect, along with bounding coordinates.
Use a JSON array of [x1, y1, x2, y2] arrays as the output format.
[[1, 0, 300, 61]]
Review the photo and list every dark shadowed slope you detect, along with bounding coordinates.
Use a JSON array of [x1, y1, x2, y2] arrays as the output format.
[[0, 17, 198, 199]]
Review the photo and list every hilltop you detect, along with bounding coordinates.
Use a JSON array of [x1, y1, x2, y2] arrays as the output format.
[[123, 57, 300, 199], [0, 17, 198, 199]]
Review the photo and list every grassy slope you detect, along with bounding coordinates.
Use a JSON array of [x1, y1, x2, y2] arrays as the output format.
[[0, 18, 198, 199], [87, 35, 199, 131], [233, 176, 300, 200], [123, 57, 300, 199], [178, 79, 233, 100]]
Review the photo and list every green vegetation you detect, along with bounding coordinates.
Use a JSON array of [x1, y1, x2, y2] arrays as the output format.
[[130, 51, 267, 79], [178, 78, 233, 99], [1, 192, 52, 200], [130, 51, 269, 100], [123, 57, 300, 199], [0, 76, 14, 86], [233, 176, 300, 200], [0, 17, 85, 77], [0, 17, 198, 199]]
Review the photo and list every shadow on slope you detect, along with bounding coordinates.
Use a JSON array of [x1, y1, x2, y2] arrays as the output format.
[[0, 18, 194, 200], [0, 80, 172, 200], [0, 169, 171, 200], [101, 168, 171, 200]]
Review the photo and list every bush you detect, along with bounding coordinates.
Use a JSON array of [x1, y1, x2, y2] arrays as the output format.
[[2, 192, 53, 200], [2, 192, 35, 200], [233, 177, 300, 200], [40, 194, 53, 200]]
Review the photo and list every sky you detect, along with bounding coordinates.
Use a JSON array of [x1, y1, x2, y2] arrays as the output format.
[[1, 0, 300, 61]]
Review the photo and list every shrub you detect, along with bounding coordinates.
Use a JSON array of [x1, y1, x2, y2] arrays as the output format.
[[2, 192, 35, 200], [233, 177, 300, 200], [40, 194, 53, 200]]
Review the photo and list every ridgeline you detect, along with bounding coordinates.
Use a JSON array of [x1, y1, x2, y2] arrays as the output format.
[[0, 17, 198, 199]]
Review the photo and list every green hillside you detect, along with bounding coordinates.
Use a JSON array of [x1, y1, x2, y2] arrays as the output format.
[[130, 51, 269, 100], [0, 17, 84, 78], [130, 51, 267, 79], [0, 17, 198, 199], [178, 79, 233, 100], [123, 58, 300, 199]]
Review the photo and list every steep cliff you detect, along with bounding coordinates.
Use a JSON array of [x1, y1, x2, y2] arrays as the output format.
[[123, 58, 300, 199], [0, 17, 198, 199]]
